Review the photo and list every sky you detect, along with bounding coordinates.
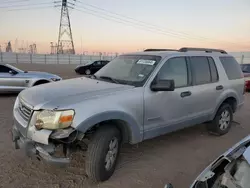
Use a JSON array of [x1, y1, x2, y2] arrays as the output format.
[[0, 0, 250, 54]]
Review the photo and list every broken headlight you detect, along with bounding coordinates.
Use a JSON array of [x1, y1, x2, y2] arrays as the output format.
[[35, 110, 74, 130]]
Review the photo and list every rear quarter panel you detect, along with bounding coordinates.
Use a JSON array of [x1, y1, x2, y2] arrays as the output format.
[[211, 56, 244, 119]]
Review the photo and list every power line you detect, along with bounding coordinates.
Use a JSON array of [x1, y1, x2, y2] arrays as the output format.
[[5, 6, 54, 12], [0, 2, 53, 9], [74, 6, 250, 49], [75, 0, 250, 48], [74, 8, 191, 40], [1, 0, 30, 4]]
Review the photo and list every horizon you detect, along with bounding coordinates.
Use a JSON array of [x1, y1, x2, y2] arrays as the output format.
[[0, 0, 250, 54]]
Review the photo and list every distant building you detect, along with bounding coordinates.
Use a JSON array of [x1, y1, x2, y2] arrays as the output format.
[[6, 41, 12, 52]]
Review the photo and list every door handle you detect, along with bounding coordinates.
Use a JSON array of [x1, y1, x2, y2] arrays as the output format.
[[216, 85, 224, 90], [180, 91, 192, 98]]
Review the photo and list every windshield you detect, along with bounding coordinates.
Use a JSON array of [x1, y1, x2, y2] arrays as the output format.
[[95, 55, 162, 86], [6, 64, 24, 73], [241, 64, 250, 73]]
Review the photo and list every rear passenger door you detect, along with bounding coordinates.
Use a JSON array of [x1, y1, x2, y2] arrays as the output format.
[[188, 56, 222, 119]]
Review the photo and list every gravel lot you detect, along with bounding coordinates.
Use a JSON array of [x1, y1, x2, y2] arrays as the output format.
[[0, 64, 249, 188]]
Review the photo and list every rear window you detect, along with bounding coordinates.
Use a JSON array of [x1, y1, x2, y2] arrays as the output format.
[[219, 57, 243, 80]]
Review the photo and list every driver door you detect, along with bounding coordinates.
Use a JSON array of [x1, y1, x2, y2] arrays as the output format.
[[143, 57, 196, 140]]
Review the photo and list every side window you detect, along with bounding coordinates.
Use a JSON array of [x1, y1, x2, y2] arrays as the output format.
[[96, 61, 101, 66], [101, 61, 107, 65], [0, 65, 11, 73], [208, 57, 219, 82], [157, 57, 188, 88], [190, 57, 211, 85], [219, 57, 243, 80]]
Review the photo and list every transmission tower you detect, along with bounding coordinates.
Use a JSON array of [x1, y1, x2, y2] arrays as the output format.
[[56, 0, 75, 54]]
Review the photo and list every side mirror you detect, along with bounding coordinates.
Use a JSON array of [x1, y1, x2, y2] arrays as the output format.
[[150, 79, 175, 91], [9, 70, 17, 75]]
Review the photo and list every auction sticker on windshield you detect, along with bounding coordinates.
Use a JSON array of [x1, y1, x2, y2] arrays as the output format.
[[136, 59, 156, 65]]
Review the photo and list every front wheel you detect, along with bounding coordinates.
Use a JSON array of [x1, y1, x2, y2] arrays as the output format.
[[85, 126, 121, 182]]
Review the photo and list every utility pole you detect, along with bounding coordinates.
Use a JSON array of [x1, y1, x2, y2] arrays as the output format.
[[15, 38, 18, 52], [81, 36, 83, 54], [56, 0, 75, 54], [241, 55, 244, 64], [50, 42, 54, 54]]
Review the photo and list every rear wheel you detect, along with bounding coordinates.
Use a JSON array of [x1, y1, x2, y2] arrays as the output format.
[[85, 69, 91, 75], [207, 103, 233, 135], [85, 126, 121, 182]]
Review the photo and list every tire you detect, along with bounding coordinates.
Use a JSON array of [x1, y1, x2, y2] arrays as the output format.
[[206, 103, 233, 136], [85, 126, 121, 182], [85, 69, 91, 75]]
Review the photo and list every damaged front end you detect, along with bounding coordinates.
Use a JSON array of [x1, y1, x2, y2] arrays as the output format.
[[190, 135, 250, 188], [12, 123, 84, 166], [12, 98, 85, 166]]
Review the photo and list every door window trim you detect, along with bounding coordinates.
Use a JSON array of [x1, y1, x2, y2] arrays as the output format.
[[152, 56, 191, 89], [207, 57, 219, 82], [188, 56, 219, 86]]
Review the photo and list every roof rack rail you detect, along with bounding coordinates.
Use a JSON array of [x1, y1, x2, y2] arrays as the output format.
[[144, 49, 177, 52], [179, 47, 227, 54]]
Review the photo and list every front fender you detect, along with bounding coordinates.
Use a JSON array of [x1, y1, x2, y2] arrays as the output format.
[[75, 111, 142, 144]]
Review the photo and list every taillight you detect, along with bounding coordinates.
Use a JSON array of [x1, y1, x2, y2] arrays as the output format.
[[244, 81, 246, 94], [244, 80, 250, 94]]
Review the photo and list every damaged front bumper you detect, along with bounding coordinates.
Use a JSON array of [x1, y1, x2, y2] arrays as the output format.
[[12, 125, 71, 166]]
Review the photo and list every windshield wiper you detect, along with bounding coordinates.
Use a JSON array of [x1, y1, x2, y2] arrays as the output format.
[[99, 76, 120, 84]]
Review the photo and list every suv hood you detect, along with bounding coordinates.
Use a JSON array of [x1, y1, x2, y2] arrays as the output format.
[[19, 77, 133, 110]]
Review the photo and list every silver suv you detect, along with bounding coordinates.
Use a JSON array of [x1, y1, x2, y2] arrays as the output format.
[[12, 48, 245, 182]]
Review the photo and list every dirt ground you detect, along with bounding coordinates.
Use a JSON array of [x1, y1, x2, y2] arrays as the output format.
[[0, 64, 249, 188]]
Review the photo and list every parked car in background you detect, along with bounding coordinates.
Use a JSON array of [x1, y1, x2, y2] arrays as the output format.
[[241, 64, 250, 91], [166, 135, 250, 188], [12, 47, 244, 182], [0, 64, 62, 93], [75, 60, 110, 75]]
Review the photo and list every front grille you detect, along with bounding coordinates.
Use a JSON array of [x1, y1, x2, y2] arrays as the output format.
[[17, 100, 32, 122]]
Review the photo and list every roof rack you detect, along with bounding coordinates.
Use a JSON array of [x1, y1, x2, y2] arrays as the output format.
[[179, 47, 227, 54], [144, 49, 177, 52]]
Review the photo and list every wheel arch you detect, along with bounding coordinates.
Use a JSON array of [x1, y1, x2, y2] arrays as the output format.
[[212, 95, 238, 120], [76, 111, 142, 144], [32, 79, 51, 86]]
